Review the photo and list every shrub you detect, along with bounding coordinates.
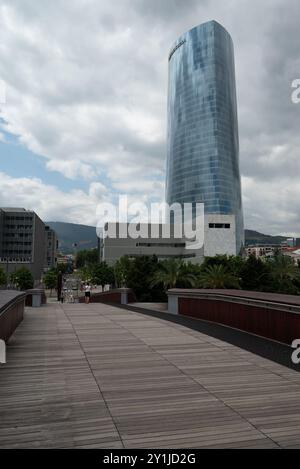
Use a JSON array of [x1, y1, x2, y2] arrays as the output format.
[[10, 267, 34, 290], [43, 270, 57, 296], [0, 267, 7, 286]]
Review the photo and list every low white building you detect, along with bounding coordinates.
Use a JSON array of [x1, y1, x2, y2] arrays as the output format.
[[101, 215, 237, 265]]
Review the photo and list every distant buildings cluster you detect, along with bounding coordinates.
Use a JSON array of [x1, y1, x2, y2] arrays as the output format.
[[246, 239, 300, 264], [0, 207, 58, 283]]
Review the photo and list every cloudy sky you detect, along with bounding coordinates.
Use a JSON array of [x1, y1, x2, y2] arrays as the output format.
[[0, 0, 299, 235]]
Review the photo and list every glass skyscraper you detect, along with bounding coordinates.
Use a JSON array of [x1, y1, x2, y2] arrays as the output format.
[[166, 20, 244, 254]]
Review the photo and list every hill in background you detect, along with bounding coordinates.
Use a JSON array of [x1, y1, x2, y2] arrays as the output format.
[[47, 221, 98, 253], [47, 222, 299, 254], [245, 230, 291, 245]]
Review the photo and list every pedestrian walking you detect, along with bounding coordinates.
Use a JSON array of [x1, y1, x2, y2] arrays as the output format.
[[84, 283, 91, 304]]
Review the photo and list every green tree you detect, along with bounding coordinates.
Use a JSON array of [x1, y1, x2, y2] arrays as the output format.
[[78, 266, 91, 283], [201, 254, 232, 269], [226, 256, 245, 278], [268, 254, 300, 294], [0, 266, 7, 286], [43, 270, 57, 296], [90, 262, 114, 286], [128, 256, 162, 301], [75, 249, 99, 268], [115, 255, 165, 301], [201, 255, 244, 278], [199, 264, 240, 289], [114, 256, 132, 287], [10, 267, 34, 290], [56, 263, 69, 274], [240, 254, 272, 291], [150, 258, 197, 291], [178, 261, 202, 287]]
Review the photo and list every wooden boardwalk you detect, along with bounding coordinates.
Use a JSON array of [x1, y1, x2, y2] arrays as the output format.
[[1, 302, 300, 448]]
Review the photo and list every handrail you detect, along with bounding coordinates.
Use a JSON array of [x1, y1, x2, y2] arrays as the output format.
[[0, 291, 26, 318], [0, 290, 26, 342], [167, 289, 300, 314]]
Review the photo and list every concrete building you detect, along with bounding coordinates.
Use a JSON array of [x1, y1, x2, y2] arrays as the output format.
[[44, 225, 58, 270], [282, 247, 300, 265], [245, 244, 284, 259], [166, 21, 244, 255], [284, 238, 296, 248], [102, 223, 197, 265], [204, 214, 237, 257], [0, 208, 46, 282], [102, 218, 238, 265]]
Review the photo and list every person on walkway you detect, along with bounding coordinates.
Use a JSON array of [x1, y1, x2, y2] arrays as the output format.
[[60, 289, 65, 304], [57, 271, 63, 302], [84, 283, 91, 304]]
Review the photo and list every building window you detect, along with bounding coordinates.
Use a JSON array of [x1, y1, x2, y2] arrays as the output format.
[[136, 242, 186, 248], [209, 223, 230, 229]]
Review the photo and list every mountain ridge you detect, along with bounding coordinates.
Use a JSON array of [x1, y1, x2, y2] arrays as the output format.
[[46, 221, 98, 253], [47, 221, 298, 254]]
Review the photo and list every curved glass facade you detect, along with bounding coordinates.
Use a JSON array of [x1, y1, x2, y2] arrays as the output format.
[[166, 21, 244, 253]]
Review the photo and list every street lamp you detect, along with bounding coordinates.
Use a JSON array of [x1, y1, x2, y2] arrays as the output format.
[[6, 258, 9, 289]]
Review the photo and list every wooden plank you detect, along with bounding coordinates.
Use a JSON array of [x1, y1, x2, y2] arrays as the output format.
[[0, 302, 299, 448]]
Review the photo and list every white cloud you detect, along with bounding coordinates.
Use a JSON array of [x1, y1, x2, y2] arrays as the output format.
[[0, 0, 299, 234], [112, 179, 164, 197], [0, 171, 164, 228], [242, 175, 300, 235], [0, 0, 167, 187], [46, 159, 96, 180], [0, 171, 107, 225]]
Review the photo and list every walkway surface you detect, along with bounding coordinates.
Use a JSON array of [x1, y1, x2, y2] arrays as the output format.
[[1, 302, 300, 448]]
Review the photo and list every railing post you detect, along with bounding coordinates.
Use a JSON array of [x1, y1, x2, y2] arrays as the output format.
[[0, 339, 6, 364], [168, 292, 178, 314], [120, 288, 129, 305]]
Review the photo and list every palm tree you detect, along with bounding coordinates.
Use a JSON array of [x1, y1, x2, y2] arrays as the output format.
[[199, 264, 240, 289], [150, 259, 197, 290], [269, 254, 300, 293]]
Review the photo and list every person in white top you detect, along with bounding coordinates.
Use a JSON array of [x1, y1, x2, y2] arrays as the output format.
[[84, 283, 91, 304]]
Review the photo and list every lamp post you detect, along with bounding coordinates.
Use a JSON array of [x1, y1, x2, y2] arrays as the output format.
[[6, 258, 9, 289]]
